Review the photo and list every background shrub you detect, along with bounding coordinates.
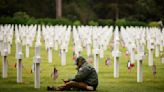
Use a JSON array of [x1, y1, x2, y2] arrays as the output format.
[[13, 11, 30, 19], [73, 20, 81, 26], [115, 19, 126, 27], [98, 19, 114, 26], [88, 21, 98, 26], [0, 16, 149, 27], [148, 21, 160, 27]]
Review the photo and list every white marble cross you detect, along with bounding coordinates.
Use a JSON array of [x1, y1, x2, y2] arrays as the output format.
[[33, 43, 41, 88], [16, 38, 23, 83], [148, 39, 155, 66], [112, 27, 120, 78], [93, 48, 99, 73], [136, 43, 145, 82]]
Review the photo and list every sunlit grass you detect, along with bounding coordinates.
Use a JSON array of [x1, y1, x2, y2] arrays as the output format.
[[0, 33, 164, 92]]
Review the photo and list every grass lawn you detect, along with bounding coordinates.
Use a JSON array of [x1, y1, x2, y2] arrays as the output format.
[[0, 33, 164, 92]]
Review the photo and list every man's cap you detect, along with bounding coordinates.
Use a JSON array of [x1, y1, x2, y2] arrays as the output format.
[[75, 56, 86, 65]]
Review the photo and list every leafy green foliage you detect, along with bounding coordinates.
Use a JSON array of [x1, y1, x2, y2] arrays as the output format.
[[98, 19, 114, 26], [0, 0, 163, 23], [0, 17, 14, 24], [0, 17, 149, 26], [148, 21, 160, 27], [125, 21, 147, 26], [115, 19, 126, 27], [0, 17, 72, 25], [88, 21, 98, 26], [73, 20, 81, 26], [115, 19, 147, 27], [13, 12, 30, 19]]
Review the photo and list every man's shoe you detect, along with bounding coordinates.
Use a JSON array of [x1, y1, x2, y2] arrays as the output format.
[[86, 86, 94, 91], [47, 86, 55, 91]]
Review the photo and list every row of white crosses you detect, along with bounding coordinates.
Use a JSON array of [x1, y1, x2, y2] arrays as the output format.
[[1, 24, 164, 88], [42, 26, 54, 63], [42, 25, 71, 65], [153, 28, 164, 57], [16, 25, 37, 58], [121, 26, 148, 82], [121, 26, 164, 82], [121, 27, 138, 64], [73, 26, 113, 72], [147, 28, 155, 66], [0, 24, 35, 82], [59, 26, 71, 66], [0, 24, 14, 78], [15, 25, 37, 83], [15, 27, 23, 83], [146, 28, 164, 66], [15, 24, 41, 88], [72, 26, 83, 57], [112, 27, 121, 78], [92, 26, 113, 73], [135, 28, 146, 82], [15, 24, 42, 88]]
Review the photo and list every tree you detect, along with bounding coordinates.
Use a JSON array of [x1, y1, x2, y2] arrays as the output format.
[[56, 0, 62, 18], [0, 0, 164, 22]]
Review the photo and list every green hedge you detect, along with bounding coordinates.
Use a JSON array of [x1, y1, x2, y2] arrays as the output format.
[[0, 17, 149, 26], [115, 19, 147, 27], [126, 21, 147, 26], [148, 21, 160, 27], [0, 17, 72, 25], [88, 21, 98, 26], [97, 19, 114, 26], [73, 20, 81, 26], [115, 19, 126, 27]]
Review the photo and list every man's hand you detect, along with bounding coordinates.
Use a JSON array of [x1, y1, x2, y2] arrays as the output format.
[[62, 79, 69, 83]]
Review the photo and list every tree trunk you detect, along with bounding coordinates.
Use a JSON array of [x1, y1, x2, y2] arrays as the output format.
[[56, 0, 62, 18]]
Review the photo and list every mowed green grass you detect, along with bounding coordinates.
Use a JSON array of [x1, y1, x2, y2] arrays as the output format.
[[0, 33, 164, 92]]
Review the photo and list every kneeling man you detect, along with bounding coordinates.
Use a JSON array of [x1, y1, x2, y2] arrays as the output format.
[[47, 56, 98, 91]]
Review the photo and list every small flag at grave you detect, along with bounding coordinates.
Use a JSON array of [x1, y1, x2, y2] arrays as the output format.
[[51, 67, 58, 80]]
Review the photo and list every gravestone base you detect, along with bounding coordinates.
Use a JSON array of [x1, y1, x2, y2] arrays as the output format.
[[17, 59, 22, 83], [2, 56, 8, 78]]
